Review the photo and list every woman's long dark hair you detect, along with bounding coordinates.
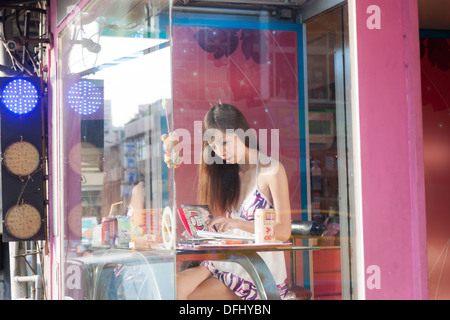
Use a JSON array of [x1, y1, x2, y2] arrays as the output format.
[[197, 103, 257, 216]]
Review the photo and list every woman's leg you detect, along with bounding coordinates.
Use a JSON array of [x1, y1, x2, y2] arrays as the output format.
[[187, 277, 240, 300], [176, 266, 211, 300], [176, 265, 240, 300]]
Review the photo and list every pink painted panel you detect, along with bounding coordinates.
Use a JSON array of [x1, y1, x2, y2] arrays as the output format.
[[354, 0, 427, 299], [171, 25, 302, 217], [171, 23, 304, 287]]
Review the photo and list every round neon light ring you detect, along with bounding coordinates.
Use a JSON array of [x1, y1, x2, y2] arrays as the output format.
[[67, 79, 103, 115], [1, 78, 39, 115]]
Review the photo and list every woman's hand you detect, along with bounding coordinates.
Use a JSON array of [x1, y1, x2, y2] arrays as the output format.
[[208, 216, 238, 233], [208, 216, 255, 234]]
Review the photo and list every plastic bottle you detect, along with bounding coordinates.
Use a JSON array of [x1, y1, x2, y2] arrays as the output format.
[[255, 209, 276, 243]]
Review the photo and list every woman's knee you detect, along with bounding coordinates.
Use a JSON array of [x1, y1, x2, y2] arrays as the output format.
[[187, 277, 240, 300], [176, 266, 211, 300]]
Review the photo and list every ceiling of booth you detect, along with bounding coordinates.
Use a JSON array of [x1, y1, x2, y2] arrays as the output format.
[[418, 0, 450, 30], [177, 0, 450, 30], [2, 0, 449, 31]]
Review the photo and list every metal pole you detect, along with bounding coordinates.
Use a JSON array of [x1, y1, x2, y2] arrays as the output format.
[[9, 242, 27, 299], [14, 275, 42, 300]]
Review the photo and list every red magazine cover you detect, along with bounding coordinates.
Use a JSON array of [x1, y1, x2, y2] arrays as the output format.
[[178, 205, 216, 238]]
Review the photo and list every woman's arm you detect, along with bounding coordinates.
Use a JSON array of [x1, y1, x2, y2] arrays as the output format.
[[208, 215, 254, 233]]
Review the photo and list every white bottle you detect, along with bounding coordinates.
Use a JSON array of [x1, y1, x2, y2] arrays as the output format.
[[255, 209, 276, 243]]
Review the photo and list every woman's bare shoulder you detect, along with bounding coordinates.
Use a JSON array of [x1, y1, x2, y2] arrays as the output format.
[[258, 154, 286, 178]]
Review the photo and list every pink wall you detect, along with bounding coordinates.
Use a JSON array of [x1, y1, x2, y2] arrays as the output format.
[[171, 24, 303, 218], [354, 0, 428, 299], [171, 23, 304, 286]]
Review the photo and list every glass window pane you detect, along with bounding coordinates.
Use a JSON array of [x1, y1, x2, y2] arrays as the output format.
[[170, 8, 307, 300], [305, 4, 353, 300], [170, 3, 353, 301], [56, 0, 355, 301], [58, 0, 175, 300]]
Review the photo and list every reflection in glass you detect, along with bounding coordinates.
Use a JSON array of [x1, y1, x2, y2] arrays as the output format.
[[67, 79, 103, 116], [58, 0, 174, 299]]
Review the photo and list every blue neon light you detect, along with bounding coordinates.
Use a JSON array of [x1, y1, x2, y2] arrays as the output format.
[[1, 78, 39, 115], [68, 79, 103, 115]]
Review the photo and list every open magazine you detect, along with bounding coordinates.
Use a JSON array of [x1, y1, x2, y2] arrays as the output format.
[[178, 205, 254, 241], [178, 205, 216, 238]]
